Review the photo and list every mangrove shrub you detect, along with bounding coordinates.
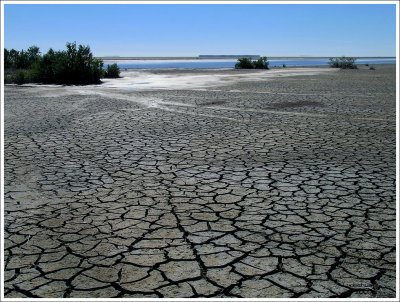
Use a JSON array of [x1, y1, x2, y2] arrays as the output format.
[[329, 56, 357, 69], [104, 63, 121, 78], [5, 42, 104, 85], [235, 57, 269, 69]]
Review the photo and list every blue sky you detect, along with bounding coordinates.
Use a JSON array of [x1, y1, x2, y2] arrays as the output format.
[[4, 4, 397, 57]]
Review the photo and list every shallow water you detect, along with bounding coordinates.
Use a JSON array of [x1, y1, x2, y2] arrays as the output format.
[[104, 58, 396, 69]]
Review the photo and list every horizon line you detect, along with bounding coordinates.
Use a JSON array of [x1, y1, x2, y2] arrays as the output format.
[[98, 55, 397, 60]]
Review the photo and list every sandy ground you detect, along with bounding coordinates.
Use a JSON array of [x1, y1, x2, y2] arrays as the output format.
[[17, 67, 337, 93], [3, 65, 397, 298]]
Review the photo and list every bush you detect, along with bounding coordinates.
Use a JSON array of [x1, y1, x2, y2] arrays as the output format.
[[4, 46, 41, 69], [235, 56, 269, 69], [4, 74, 13, 84], [369, 66, 375, 70], [235, 57, 254, 69], [14, 71, 27, 85], [4, 49, 11, 69], [329, 56, 357, 69], [254, 57, 269, 69], [4, 69, 40, 85], [4, 42, 104, 85], [104, 63, 121, 78]]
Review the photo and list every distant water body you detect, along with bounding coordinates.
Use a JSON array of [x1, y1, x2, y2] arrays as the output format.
[[104, 58, 396, 70]]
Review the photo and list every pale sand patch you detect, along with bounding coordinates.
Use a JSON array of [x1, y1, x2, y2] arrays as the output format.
[[99, 68, 336, 90], [9, 68, 336, 109]]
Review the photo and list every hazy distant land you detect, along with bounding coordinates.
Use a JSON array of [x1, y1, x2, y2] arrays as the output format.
[[98, 55, 396, 60]]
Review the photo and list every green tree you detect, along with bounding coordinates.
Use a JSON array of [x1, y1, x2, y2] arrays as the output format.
[[15, 50, 30, 69], [6, 42, 105, 85], [8, 49, 20, 68], [4, 49, 11, 68], [26, 46, 41, 66], [36, 42, 104, 85]]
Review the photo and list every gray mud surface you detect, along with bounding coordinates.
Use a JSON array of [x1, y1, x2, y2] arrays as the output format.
[[3, 65, 397, 298]]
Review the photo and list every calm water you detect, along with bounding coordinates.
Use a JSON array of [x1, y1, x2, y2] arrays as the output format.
[[104, 58, 396, 70]]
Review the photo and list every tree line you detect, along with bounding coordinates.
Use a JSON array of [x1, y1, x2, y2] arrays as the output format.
[[4, 42, 120, 85]]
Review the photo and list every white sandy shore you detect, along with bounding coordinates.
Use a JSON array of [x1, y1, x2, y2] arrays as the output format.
[[15, 67, 336, 92], [9, 68, 338, 109], [100, 68, 337, 90]]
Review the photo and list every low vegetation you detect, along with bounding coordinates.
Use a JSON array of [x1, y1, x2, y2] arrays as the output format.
[[104, 63, 121, 78], [235, 57, 269, 69], [4, 46, 41, 69], [4, 42, 121, 85], [329, 56, 357, 69]]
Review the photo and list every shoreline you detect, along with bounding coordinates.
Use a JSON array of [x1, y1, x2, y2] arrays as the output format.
[[5, 64, 394, 89], [117, 62, 395, 71], [112, 62, 396, 71], [6, 66, 339, 90], [99, 56, 396, 61]]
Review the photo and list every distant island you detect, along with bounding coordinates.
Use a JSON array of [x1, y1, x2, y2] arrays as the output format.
[[100, 55, 260, 60], [198, 55, 260, 59]]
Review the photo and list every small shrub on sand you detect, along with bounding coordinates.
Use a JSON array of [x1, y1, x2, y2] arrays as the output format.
[[329, 56, 357, 69], [235, 57, 254, 69], [104, 63, 121, 78], [369, 66, 375, 70], [235, 56, 269, 69], [254, 57, 269, 69]]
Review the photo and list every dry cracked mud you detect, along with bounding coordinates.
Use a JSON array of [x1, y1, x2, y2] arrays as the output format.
[[3, 65, 397, 298]]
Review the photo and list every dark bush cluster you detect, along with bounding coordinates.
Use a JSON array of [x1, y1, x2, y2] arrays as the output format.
[[235, 57, 269, 69], [4, 46, 41, 69], [103, 63, 121, 78], [329, 56, 357, 69], [4, 42, 106, 85]]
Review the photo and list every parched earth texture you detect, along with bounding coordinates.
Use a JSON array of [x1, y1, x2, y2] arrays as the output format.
[[3, 65, 397, 298]]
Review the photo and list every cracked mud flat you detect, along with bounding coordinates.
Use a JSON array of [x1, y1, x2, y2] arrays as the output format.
[[3, 66, 397, 298]]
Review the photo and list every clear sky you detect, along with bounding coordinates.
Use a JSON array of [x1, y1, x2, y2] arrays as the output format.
[[4, 4, 397, 57]]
